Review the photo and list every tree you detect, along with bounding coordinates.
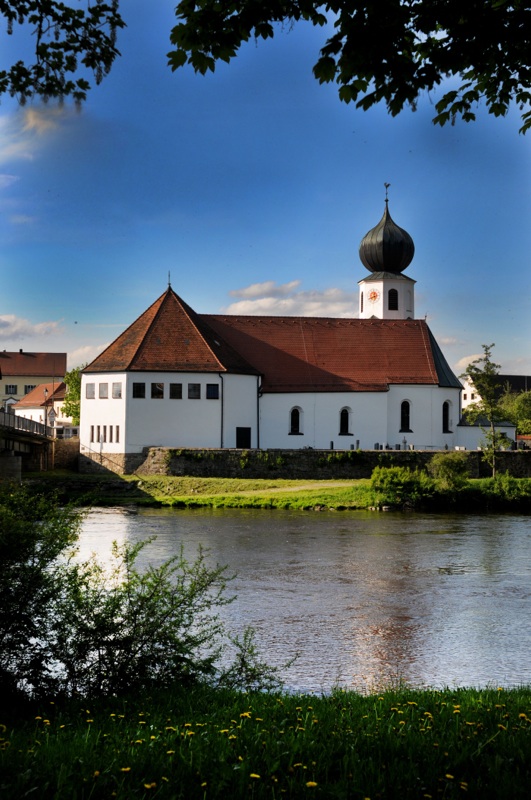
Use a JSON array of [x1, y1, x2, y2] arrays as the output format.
[[61, 364, 84, 426], [169, 1, 531, 133], [0, 1, 123, 104], [499, 388, 531, 435], [461, 343, 507, 476]]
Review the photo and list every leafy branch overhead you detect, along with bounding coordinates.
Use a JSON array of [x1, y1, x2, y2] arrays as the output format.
[[3, 2, 531, 132], [169, 0, 531, 133], [0, 1, 124, 103]]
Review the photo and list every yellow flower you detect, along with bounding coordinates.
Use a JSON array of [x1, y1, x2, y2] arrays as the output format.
[[143, 782, 156, 789], [445, 774, 454, 780], [120, 767, 131, 772], [306, 781, 318, 788], [166, 750, 175, 755], [240, 712, 251, 719], [250, 773, 260, 779], [93, 771, 100, 778]]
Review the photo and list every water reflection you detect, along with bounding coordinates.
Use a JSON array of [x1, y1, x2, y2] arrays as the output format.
[[79, 508, 531, 693]]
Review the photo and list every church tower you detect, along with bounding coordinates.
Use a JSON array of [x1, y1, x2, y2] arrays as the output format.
[[358, 190, 416, 320]]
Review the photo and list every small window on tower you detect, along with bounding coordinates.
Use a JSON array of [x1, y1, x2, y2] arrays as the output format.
[[388, 288, 399, 311]]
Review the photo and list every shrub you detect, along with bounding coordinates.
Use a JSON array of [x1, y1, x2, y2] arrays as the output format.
[[0, 487, 278, 702], [428, 451, 470, 490], [0, 486, 81, 701], [369, 465, 434, 507]]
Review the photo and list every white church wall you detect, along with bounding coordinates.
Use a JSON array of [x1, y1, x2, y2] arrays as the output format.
[[386, 385, 462, 450], [80, 373, 127, 456], [81, 371, 260, 455], [218, 373, 260, 448], [259, 391, 389, 449]]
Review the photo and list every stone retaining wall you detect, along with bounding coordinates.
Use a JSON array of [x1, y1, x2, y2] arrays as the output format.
[[79, 447, 531, 479]]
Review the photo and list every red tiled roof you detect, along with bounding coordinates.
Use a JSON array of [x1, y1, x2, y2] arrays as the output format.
[[205, 316, 455, 393], [83, 288, 460, 393], [0, 351, 66, 377], [13, 381, 66, 408], [84, 288, 258, 375]]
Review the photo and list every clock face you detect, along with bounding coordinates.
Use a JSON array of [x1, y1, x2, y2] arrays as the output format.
[[368, 289, 380, 303]]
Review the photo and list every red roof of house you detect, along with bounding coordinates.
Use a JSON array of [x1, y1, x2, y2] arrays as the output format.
[[84, 287, 461, 393], [205, 315, 460, 392], [84, 288, 258, 375], [0, 351, 67, 377], [13, 381, 66, 408]]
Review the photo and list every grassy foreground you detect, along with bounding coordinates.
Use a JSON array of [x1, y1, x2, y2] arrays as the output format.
[[2, 684, 531, 799]]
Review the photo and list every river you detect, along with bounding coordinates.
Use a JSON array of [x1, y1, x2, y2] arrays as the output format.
[[79, 507, 531, 694]]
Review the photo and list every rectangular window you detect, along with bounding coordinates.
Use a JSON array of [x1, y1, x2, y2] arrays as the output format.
[[24, 385, 36, 394], [132, 382, 146, 399], [112, 382, 122, 399], [99, 383, 109, 399], [103, 425, 107, 443], [96, 425, 101, 443], [90, 425, 94, 443], [116, 425, 120, 443], [169, 383, 182, 399], [109, 426, 113, 443], [5, 384, 17, 395], [86, 383, 95, 399], [206, 383, 220, 400], [188, 383, 201, 399], [151, 382, 164, 399]]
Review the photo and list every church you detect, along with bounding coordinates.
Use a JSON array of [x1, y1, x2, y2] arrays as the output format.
[[80, 201, 504, 471]]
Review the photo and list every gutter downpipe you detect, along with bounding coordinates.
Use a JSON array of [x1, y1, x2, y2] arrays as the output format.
[[257, 377, 262, 450], [219, 373, 224, 448]]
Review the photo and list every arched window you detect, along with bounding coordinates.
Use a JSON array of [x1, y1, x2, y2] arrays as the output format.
[[388, 288, 399, 311], [442, 401, 451, 433], [400, 400, 411, 432], [290, 407, 302, 434], [339, 407, 351, 435]]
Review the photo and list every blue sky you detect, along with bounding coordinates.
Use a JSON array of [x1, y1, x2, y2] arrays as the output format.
[[1, 2, 530, 374]]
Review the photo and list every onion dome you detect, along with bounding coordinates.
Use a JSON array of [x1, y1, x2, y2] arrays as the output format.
[[359, 201, 415, 273]]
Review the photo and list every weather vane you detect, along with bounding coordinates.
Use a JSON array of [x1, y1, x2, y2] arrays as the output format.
[[168, 271, 171, 288], [384, 182, 391, 202]]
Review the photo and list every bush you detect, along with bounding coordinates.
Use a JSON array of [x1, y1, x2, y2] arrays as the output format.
[[428, 451, 470, 491], [0, 486, 81, 701], [369, 466, 434, 507], [0, 487, 278, 702]]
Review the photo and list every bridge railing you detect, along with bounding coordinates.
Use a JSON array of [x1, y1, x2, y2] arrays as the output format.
[[0, 410, 50, 437]]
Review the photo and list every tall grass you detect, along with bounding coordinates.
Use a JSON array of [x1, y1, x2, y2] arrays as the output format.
[[2, 684, 531, 798]]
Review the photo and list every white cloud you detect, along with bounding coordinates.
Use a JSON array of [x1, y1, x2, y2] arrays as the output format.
[[222, 282, 358, 317], [0, 314, 62, 339], [68, 343, 109, 369], [454, 354, 483, 372], [229, 280, 301, 299], [0, 173, 19, 189], [9, 214, 36, 225]]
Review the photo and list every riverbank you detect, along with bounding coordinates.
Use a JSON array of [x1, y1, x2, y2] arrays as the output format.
[[24, 470, 531, 512], [2, 683, 531, 799]]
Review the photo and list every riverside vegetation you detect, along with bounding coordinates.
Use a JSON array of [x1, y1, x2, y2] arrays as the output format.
[[2, 475, 531, 797], [29, 452, 531, 512]]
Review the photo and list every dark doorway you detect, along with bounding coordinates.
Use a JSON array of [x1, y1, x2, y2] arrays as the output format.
[[236, 427, 251, 448]]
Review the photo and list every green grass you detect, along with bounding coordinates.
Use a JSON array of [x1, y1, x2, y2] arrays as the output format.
[[2, 684, 531, 798], [25, 472, 531, 512]]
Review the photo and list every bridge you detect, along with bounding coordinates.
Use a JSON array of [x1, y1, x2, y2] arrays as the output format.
[[0, 409, 52, 473]]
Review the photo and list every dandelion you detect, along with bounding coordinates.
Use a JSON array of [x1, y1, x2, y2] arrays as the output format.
[[250, 773, 260, 779], [498, 724, 507, 731], [445, 774, 454, 780], [120, 767, 131, 772], [201, 782, 207, 787], [166, 750, 175, 755], [93, 771, 100, 778], [240, 712, 251, 719], [144, 782, 157, 789], [306, 781, 318, 788]]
